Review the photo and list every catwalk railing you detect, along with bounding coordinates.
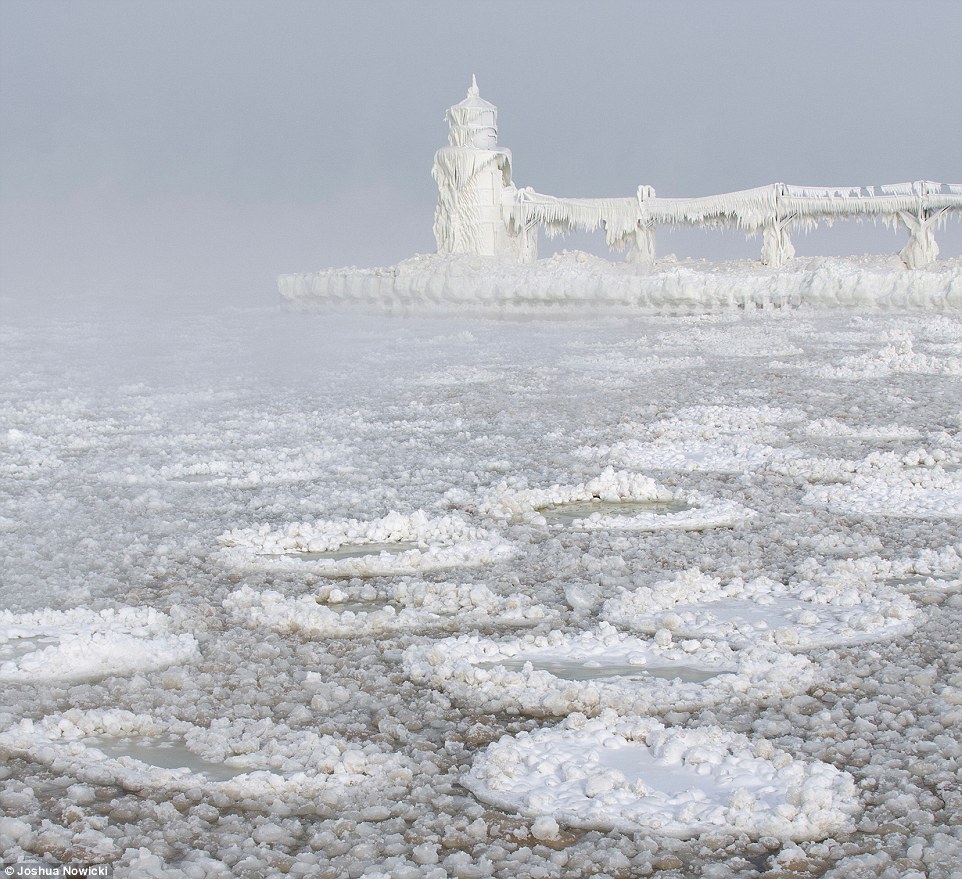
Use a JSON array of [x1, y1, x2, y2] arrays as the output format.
[[506, 181, 962, 267]]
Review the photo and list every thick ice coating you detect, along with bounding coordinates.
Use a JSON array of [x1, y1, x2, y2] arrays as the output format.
[[280, 252, 962, 314], [464, 710, 860, 840], [282, 82, 962, 312]]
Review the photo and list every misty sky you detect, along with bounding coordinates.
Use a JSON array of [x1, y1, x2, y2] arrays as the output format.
[[2, 0, 960, 305]]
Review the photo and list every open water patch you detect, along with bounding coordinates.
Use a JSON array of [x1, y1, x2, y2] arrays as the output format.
[[261, 540, 421, 563], [84, 735, 248, 782], [487, 658, 722, 684], [463, 710, 859, 841], [885, 573, 962, 595], [538, 499, 691, 525]]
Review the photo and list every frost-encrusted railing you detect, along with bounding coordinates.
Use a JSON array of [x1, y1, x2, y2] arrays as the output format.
[[508, 181, 962, 268]]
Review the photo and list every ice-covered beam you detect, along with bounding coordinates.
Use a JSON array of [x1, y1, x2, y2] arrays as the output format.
[[506, 190, 641, 256]]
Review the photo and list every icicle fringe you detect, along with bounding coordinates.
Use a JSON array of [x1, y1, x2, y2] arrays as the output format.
[[499, 181, 962, 267]]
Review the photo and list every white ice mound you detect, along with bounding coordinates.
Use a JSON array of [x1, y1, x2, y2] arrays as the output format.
[[481, 467, 755, 532], [802, 459, 962, 519], [402, 623, 815, 717], [217, 510, 514, 577], [0, 709, 412, 803], [463, 710, 860, 840], [279, 252, 962, 314], [225, 579, 545, 638], [602, 569, 916, 650], [0, 607, 198, 683]]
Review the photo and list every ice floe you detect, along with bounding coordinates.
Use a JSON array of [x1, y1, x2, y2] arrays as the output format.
[[796, 548, 962, 598], [602, 569, 916, 650], [0, 709, 413, 803], [598, 406, 801, 473], [814, 336, 962, 380], [802, 460, 962, 519], [225, 579, 544, 638], [0, 607, 198, 683], [403, 623, 815, 717], [800, 417, 924, 441], [463, 710, 860, 840], [608, 437, 783, 474], [769, 447, 961, 485], [481, 467, 756, 531], [217, 510, 514, 577]]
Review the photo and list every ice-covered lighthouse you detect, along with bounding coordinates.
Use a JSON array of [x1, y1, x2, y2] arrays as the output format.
[[431, 78, 962, 270], [432, 76, 535, 263]]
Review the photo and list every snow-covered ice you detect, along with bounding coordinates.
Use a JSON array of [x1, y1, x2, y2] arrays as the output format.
[[403, 622, 816, 717], [802, 460, 962, 520], [600, 404, 803, 474], [217, 510, 514, 577], [2, 300, 961, 878], [225, 578, 545, 638], [463, 710, 860, 840], [0, 709, 413, 802], [0, 607, 198, 682], [481, 466, 756, 531], [602, 569, 916, 650]]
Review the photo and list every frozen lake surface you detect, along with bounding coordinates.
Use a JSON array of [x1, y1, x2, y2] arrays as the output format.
[[1, 295, 961, 877]]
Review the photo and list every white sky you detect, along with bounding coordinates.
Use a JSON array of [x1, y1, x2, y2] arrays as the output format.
[[2, 0, 960, 305]]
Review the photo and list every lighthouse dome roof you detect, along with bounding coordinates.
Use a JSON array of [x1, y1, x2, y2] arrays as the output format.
[[453, 75, 497, 111]]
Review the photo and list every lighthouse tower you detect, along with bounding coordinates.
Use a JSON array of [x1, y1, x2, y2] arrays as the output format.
[[432, 77, 527, 260]]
